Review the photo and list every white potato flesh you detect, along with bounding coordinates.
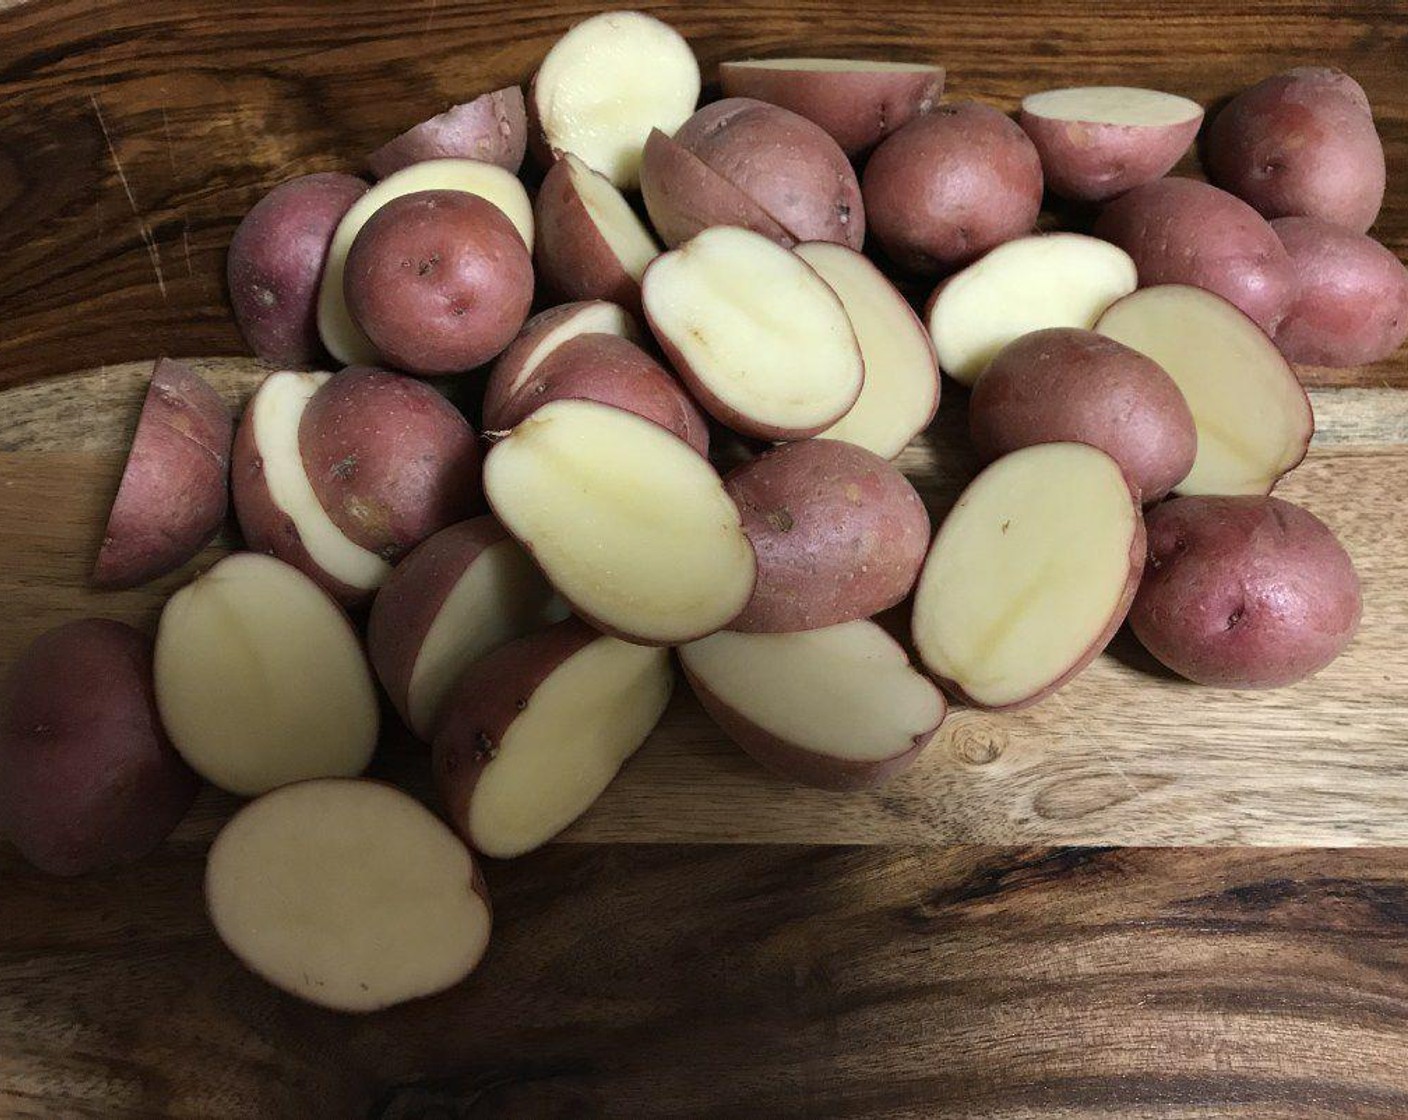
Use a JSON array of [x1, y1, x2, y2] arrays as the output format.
[[407, 540, 570, 740], [643, 226, 863, 436], [679, 622, 945, 761], [533, 11, 700, 189], [1096, 285, 1313, 495], [468, 638, 672, 858], [797, 242, 940, 459], [317, 159, 534, 365], [912, 443, 1139, 709], [155, 554, 379, 795], [565, 153, 659, 281], [483, 399, 756, 644], [206, 779, 490, 1013], [247, 371, 391, 591], [1021, 86, 1203, 127], [926, 234, 1138, 385], [725, 58, 942, 74], [501, 302, 639, 402]]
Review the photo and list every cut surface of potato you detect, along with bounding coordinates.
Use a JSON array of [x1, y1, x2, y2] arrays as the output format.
[[531, 10, 700, 189], [642, 226, 862, 439], [679, 621, 946, 790], [1021, 86, 1203, 127], [483, 399, 755, 644], [155, 554, 379, 796], [317, 159, 534, 366], [564, 153, 658, 281], [926, 234, 1137, 385], [1096, 285, 1313, 496], [206, 779, 490, 1013], [796, 242, 940, 458], [912, 443, 1143, 710]]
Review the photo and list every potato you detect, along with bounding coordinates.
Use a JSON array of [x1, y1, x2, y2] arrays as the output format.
[[912, 443, 1145, 710], [970, 328, 1196, 502], [680, 621, 946, 790], [483, 399, 756, 645], [367, 86, 527, 178], [642, 226, 862, 440], [534, 153, 659, 312], [368, 517, 567, 741], [298, 366, 481, 563], [638, 128, 797, 249], [529, 10, 700, 189], [344, 190, 533, 375], [718, 59, 944, 158], [1270, 216, 1408, 367], [1205, 67, 1385, 234], [724, 439, 929, 633], [482, 332, 710, 455], [1129, 496, 1361, 688], [93, 359, 233, 589], [862, 102, 1043, 275], [434, 619, 673, 857], [671, 98, 864, 249], [1018, 86, 1203, 202], [227, 172, 368, 365], [0, 619, 199, 876], [1092, 177, 1297, 333], [155, 553, 379, 796], [206, 779, 491, 1012]]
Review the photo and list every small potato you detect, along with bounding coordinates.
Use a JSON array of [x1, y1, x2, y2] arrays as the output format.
[[672, 98, 864, 249], [0, 619, 199, 876], [1129, 496, 1361, 688], [1271, 216, 1408, 367], [1093, 178, 1296, 333], [725, 439, 930, 633], [227, 172, 368, 365], [486, 300, 642, 416], [344, 189, 533, 375], [1205, 67, 1385, 234], [862, 101, 1043, 275], [367, 87, 528, 179], [970, 328, 1196, 503]]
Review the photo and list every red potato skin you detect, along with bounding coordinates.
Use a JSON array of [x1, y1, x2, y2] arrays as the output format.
[[367, 516, 510, 738], [1205, 67, 1386, 235], [718, 63, 944, 159], [482, 333, 709, 455], [1129, 496, 1361, 689], [227, 172, 368, 365], [1017, 109, 1202, 203], [672, 99, 864, 249], [1271, 216, 1408, 367], [299, 366, 481, 563], [725, 440, 930, 633], [969, 328, 1197, 503], [367, 87, 528, 179], [93, 359, 233, 589], [533, 157, 649, 313], [0, 620, 200, 876], [862, 102, 1043, 275], [344, 190, 534, 375], [1092, 178, 1296, 334], [639, 129, 797, 249]]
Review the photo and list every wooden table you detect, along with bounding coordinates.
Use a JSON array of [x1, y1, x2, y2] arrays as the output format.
[[1, 2, 1406, 1116]]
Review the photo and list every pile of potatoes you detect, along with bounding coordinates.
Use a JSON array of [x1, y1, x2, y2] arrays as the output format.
[[3, 9, 1401, 1013]]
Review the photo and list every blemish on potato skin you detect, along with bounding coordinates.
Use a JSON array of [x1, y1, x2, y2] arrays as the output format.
[[473, 731, 498, 762]]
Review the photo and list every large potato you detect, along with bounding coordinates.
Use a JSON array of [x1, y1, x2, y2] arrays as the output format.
[[970, 328, 1196, 503], [0, 619, 199, 876], [367, 87, 527, 179], [1270, 216, 1408, 367], [862, 102, 1043, 274], [1205, 67, 1386, 234], [227, 172, 368, 365], [1092, 178, 1296, 333], [725, 439, 930, 633], [1129, 496, 1361, 688]]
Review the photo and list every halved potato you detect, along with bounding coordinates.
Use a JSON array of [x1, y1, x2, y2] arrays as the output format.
[[680, 621, 946, 790], [911, 443, 1145, 710], [367, 86, 528, 178], [1096, 285, 1314, 496]]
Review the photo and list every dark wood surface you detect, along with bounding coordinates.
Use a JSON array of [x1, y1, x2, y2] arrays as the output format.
[[2, 1, 1408, 1117]]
